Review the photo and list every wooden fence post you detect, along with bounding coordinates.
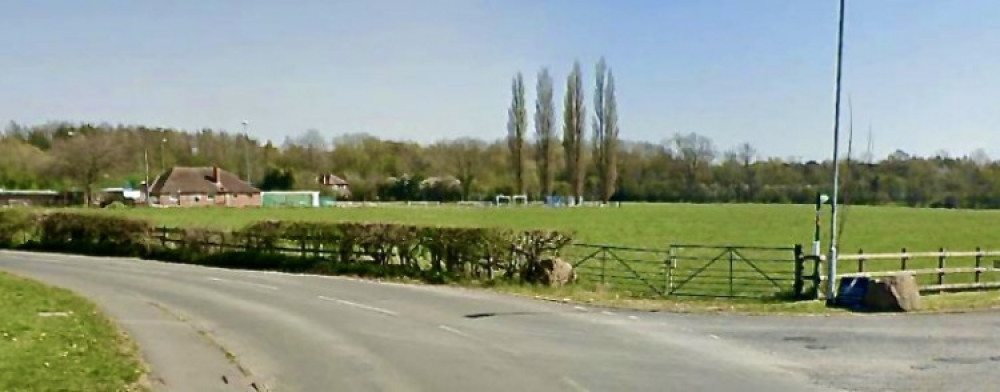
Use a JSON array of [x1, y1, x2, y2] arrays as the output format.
[[813, 255, 823, 300], [160, 226, 167, 249], [857, 249, 865, 273], [793, 244, 804, 299], [901, 247, 908, 270], [938, 247, 946, 290], [668, 246, 677, 295], [975, 246, 983, 284]]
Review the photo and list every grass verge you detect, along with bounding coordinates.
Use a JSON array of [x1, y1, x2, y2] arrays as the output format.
[[0, 271, 146, 391], [488, 282, 1000, 315]]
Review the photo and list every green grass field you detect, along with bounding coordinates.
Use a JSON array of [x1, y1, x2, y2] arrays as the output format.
[[83, 202, 1000, 297], [0, 272, 145, 391], [92, 203, 1000, 253]]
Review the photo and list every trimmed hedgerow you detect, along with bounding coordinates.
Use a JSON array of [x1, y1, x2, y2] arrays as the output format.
[[0, 211, 574, 285]]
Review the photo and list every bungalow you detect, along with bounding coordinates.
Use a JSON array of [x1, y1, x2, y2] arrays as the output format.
[[149, 166, 261, 207], [317, 173, 351, 198]]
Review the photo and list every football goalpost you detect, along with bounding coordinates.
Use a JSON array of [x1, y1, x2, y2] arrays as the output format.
[[495, 194, 528, 206]]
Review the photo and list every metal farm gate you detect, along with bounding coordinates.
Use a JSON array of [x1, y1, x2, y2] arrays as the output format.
[[566, 243, 804, 298]]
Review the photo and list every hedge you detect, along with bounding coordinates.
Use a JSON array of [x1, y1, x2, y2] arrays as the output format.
[[0, 211, 573, 284]]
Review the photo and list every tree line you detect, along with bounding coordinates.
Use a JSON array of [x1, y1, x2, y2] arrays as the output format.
[[2, 119, 998, 209]]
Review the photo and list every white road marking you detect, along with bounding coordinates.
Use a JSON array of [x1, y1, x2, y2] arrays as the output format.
[[317, 296, 398, 316], [601, 311, 615, 316], [628, 315, 639, 320], [709, 334, 720, 340], [437, 324, 521, 357], [562, 376, 591, 392], [438, 325, 474, 339], [573, 306, 588, 311], [207, 277, 279, 291]]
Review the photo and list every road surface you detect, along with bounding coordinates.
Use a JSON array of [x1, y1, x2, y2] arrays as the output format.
[[3, 251, 999, 391]]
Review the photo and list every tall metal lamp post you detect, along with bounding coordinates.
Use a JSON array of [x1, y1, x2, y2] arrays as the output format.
[[827, 0, 847, 304], [159, 138, 167, 174], [241, 120, 251, 184]]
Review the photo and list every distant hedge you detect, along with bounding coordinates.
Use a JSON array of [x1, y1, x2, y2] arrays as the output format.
[[0, 210, 572, 284]]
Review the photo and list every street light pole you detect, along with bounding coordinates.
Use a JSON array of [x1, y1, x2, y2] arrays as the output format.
[[160, 138, 167, 174], [144, 147, 150, 205], [827, 0, 847, 304], [242, 120, 250, 184]]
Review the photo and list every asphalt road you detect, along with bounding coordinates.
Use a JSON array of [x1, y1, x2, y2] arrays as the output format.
[[3, 251, 1000, 392]]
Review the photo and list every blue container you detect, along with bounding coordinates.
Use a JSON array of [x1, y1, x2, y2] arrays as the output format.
[[836, 277, 870, 309]]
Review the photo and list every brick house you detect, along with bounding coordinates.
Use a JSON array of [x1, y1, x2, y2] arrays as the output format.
[[149, 166, 261, 207], [317, 173, 351, 198]]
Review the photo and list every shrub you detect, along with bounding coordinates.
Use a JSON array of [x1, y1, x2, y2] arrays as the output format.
[[0, 209, 38, 248], [11, 213, 575, 285], [37, 212, 152, 256]]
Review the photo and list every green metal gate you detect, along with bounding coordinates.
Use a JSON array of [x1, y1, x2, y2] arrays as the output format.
[[567, 243, 801, 298]]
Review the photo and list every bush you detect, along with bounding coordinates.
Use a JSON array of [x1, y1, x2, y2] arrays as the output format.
[[0, 209, 38, 248], [8, 212, 575, 285], [37, 212, 152, 256]]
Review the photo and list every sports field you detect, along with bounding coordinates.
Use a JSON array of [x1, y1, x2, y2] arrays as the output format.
[[93, 203, 1000, 254]]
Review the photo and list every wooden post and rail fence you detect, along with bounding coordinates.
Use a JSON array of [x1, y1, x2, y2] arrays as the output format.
[[794, 248, 1000, 299]]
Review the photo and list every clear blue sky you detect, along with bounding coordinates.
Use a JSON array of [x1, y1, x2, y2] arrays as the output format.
[[1, 0, 997, 160]]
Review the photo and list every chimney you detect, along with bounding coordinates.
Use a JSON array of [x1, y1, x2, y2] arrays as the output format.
[[213, 165, 221, 185]]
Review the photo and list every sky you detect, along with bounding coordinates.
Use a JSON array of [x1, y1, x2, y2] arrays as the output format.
[[0, 0, 997, 161]]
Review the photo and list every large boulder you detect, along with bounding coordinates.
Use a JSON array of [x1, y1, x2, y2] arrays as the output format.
[[546, 257, 577, 286], [863, 274, 922, 312], [523, 257, 577, 286]]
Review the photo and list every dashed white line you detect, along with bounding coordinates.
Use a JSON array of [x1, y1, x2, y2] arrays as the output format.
[[709, 334, 721, 340], [601, 310, 615, 316], [206, 277, 279, 290], [562, 376, 591, 392], [573, 306, 588, 311], [438, 325, 474, 339], [437, 324, 521, 357], [628, 315, 640, 320], [317, 296, 398, 316]]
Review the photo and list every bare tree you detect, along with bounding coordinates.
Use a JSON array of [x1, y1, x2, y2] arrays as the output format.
[[562, 61, 586, 201], [969, 148, 991, 167], [672, 133, 716, 196], [449, 138, 487, 200], [534, 68, 556, 197], [592, 58, 620, 202], [735, 142, 757, 201], [49, 131, 123, 206], [507, 72, 527, 194], [296, 129, 328, 171]]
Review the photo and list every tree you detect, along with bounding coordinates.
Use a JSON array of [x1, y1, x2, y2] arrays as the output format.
[[562, 61, 586, 201], [507, 72, 527, 195], [735, 142, 757, 201], [259, 167, 295, 191], [672, 133, 716, 200], [534, 68, 556, 197], [444, 138, 486, 201], [49, 130, 123, 206], [591, 58, 620, 202]]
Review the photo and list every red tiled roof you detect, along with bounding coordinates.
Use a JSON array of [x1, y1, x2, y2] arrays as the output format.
[[149, 167, 259, 195]]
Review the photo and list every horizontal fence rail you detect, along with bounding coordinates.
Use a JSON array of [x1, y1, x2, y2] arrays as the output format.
[[836, 248, 1000, 293]]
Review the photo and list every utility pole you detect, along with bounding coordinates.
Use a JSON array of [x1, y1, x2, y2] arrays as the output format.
[[160, 138, 167, 174], [143, 147, 150, 205], [827, 0, 847, 304], [242, 120, 251, 184]]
